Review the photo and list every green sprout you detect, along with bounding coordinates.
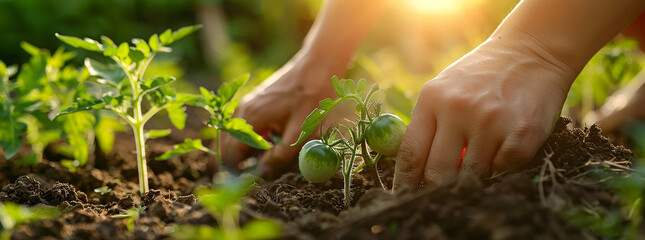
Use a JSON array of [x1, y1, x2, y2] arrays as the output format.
[[55, 25, 203, 194], [171, 174, 281, 240], [0, 202, 61, 240], [111, 206, 146, 232]]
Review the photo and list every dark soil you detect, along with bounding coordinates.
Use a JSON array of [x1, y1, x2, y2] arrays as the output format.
[[0, 117, 640, 239]]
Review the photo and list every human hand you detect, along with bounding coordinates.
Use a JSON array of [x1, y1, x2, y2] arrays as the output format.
[[217, 57, 348, 176], [393, 36, 577, 188]]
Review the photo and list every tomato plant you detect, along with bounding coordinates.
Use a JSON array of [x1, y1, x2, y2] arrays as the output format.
[[55, 25, 204, 194], [292, 76, 407, 207], [155, 74, 272, 171]]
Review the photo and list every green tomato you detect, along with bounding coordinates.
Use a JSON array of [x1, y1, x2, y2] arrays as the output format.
[[298, 140, 340, 183], [365, 114, 407, 156]]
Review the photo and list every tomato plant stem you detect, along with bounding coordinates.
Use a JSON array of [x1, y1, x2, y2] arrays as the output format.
[[133, 123, 149, 193]]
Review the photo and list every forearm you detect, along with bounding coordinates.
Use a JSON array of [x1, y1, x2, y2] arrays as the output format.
[[294, 0, 386, 76], [490, 0, 645, 80]]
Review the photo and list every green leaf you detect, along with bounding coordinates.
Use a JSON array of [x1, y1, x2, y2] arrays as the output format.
[[221, 118, 271, 150], [145, 129, 171, 139], [56, 34, 102, 52], [242, 219, 282, 240], [331, 75, 344, 97], [128, 49, 145, 63], [95, 117, 125, 153], [166, 104, 187, 130], [342, 79, 354, 95], [85, 59, 126, 88], [148, 34, 160, 52], [0, 60, 5, 78], [159, 29, 172, 45], [222, 99, 239, 118], [142, 76, 176, 92], [174, 93, 203, 106], [60, 112, 95, 166], [19, 153, 38, 166], [117, 42, 130, 59], [156, 138, 204, 160], [291, 98, 342, 146], [101, 36, 117, 57], [217, 73, 249, 105], [171, 25, 202, 43], [20, 41, 42, 56], [356, 78, 367, 93], [0, 119, 25, 159], [136, 41, 150, 57], [58, 98, 105, 116]]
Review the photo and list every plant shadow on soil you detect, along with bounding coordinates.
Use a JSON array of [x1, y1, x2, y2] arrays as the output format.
[[0, 117, 640, 239]]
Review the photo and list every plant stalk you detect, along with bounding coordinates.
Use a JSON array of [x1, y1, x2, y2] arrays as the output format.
[[133, 123, 149, 193]]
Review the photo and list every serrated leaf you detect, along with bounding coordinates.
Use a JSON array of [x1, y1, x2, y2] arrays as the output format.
[[221, 118, 271, 150], [356, 78, 367, 93], [331, 75, 344, 97], [217, 73, 249, 105], [56, 34, 102, 52], [145, 129, 171, 139], [156, 138, 204, 160], [171, 25, 202, 43], [58, 98, 105, 116], [343, 79, 354, 95], [159, 29, 172, 45], [167, 104, 187, 130], [85, 58, 126, 88], [117, 42, 129, 59], [149, 34, 160, 52]]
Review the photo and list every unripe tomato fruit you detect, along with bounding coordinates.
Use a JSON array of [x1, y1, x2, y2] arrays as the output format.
[[298, 140, 341, 183], [365, 114, 407, 156]]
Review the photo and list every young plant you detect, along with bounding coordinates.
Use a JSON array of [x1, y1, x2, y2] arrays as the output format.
[[0, 202, 61, 240], [292, 76, 407, 207], [171, 174, 281, 240], [156, 74, 271, 171], [55, 25, 203, 194], [111, 206, 146, 232]]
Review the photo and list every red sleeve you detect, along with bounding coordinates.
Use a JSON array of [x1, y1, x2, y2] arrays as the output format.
[[623, 10, 645, 50]]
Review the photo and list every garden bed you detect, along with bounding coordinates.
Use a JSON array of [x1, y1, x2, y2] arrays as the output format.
[[0, 117, 639, 239]]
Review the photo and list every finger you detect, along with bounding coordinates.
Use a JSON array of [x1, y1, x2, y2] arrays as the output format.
[[491, 124, 546, 174], [393, 105, 437, 190], [423, 124, 465, 185], [258, 116, 303, 178], [460, 134, 502, 179], [219, 105, 275, 170]]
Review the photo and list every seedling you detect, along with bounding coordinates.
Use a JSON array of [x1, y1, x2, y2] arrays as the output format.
[[171, 174, 281, 240], [55, 25, 203, 194], [0, 202, 61, 240], [93, 186, 112, 195], [111, 206, 146, 232], [156, 74, 271, 172], [292, 76, 407, 207]]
